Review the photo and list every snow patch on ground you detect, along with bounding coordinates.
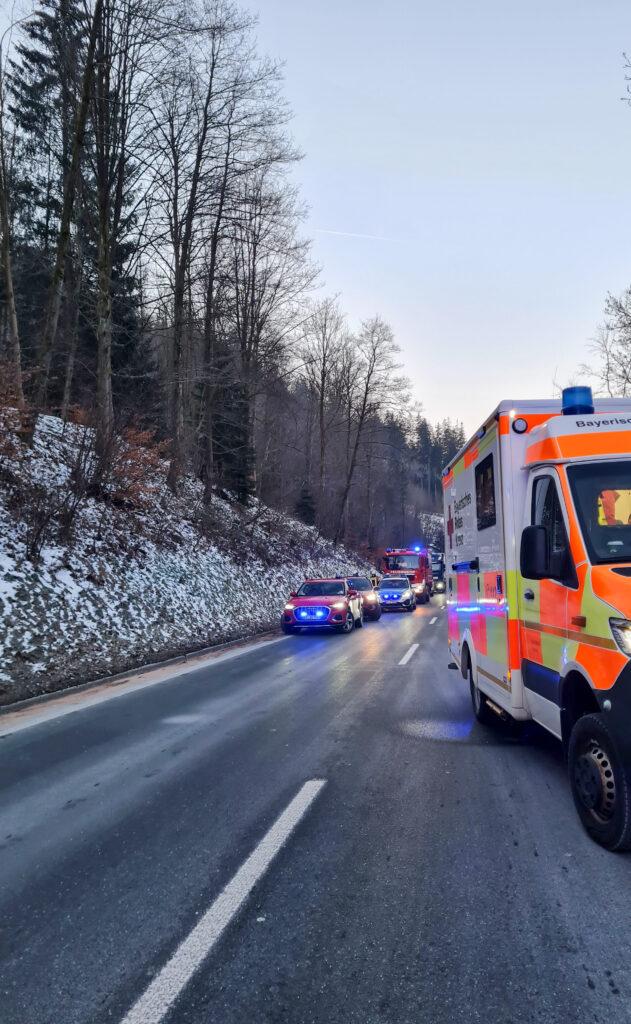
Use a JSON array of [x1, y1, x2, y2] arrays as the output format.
[[0, 415, 373, 705]]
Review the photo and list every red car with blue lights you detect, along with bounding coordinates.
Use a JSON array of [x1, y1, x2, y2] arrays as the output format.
[[281, 578, 363, 634]]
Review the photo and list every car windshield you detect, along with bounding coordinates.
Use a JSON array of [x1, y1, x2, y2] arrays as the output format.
[[568, 461, 631, 564], [297, 581, 346, 597], [384, 554, 419, 570], [378, 577, 408, 590], [347, 577, 371, 590]]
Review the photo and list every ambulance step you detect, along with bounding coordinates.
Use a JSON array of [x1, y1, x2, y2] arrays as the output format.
[[485, 697, 508, 721]]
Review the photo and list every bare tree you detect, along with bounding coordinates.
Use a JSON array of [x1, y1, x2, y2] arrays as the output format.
[[333, 316, 402, 544], [299, 297, 348, 528], [33, 0, 103, 407], [582, 290, 631, 397], [226, 169, 314, 496], [87, 0, 160, 452], [0, 36, 22, 404], [145, 2, 261, 490]]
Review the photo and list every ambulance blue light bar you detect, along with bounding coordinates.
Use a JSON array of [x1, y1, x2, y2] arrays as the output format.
[[562, 386, 594, 416]]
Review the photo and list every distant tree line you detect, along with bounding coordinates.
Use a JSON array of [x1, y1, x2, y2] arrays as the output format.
[[0, 0, 464, 555]]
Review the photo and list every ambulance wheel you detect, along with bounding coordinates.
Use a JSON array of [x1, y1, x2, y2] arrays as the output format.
[[568, 714, 631, 851], [338, 610, 355, 634], [469, 666, 495, 726], [280, 619, 296, 635]]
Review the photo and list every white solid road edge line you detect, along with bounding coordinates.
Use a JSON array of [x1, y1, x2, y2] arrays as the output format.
[[430, 617, 437, 625], [120, 779, 326, 1024], [398, 643, 419, 666]]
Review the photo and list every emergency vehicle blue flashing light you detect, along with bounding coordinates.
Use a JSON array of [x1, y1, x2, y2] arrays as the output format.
[[562, 385, 594, 416], [413, 546, 421, 552], [386, 547, 392, 552]]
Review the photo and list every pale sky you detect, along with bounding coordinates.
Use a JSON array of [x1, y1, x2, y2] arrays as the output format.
[[253, 0, 631, 434]]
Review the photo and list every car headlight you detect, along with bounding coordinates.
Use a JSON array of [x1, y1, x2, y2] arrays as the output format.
[[610, 618, 631, 655], [332, 601, 347, 610], [285, 602, 295, 610], [403, 590, 412, 598], [364, 593, 377, 602]]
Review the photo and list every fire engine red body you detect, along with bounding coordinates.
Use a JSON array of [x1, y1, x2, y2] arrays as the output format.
[[381, 547, 434, 603]]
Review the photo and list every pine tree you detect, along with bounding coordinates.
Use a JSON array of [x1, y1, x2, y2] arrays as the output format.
[[8, 0, 87, 380]]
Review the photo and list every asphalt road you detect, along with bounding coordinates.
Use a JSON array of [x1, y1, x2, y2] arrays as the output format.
[[2, 597, 631, 1024]]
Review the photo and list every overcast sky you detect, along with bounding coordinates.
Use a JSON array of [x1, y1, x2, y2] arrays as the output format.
[[253, 0, 631, 434]]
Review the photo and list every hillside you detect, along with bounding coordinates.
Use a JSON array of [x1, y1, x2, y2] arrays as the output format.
[[0, 414, 373, 707]]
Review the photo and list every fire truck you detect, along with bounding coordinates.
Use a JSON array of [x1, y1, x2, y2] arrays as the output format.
[[381, 546, 434, 603]]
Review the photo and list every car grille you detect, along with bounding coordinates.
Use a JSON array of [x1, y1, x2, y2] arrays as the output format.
[[295, 606, 330, 621]]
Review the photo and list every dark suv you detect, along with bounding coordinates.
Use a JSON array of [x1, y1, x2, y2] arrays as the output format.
[[346, 576, 382, 621]]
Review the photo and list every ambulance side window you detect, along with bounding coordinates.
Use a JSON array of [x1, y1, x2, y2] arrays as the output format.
[[475, 453, 496, 530], [531, 476, 575, 584]]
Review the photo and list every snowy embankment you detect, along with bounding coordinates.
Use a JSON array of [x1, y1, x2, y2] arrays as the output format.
[[0, 415, 372, 707]]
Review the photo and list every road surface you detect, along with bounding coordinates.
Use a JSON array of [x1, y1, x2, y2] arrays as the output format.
[[1, 597, 631, 1024]]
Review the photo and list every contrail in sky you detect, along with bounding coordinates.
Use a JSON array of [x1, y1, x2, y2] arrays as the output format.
[[314, 228, 395, 242]]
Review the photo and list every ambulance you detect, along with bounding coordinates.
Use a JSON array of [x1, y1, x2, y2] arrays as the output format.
[[443, 386, 631, 850]]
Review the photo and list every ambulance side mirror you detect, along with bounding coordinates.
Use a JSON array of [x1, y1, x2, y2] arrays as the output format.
[[290, 591, 297, 597], [520, 525, 549, 580]]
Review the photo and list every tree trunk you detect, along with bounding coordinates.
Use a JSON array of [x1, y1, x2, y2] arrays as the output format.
[[167, 271, 186, 491], [200, 137, 231, 500], [0, 164, 23, 406], [34, 0, 103, 407], [95, 219, 113, 453], [317, 385, 326, 528], [0, 60, 23, 406], [60, 249, 80, 419]]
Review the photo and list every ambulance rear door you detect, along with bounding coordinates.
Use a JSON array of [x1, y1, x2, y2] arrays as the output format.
[[447, 423, 512, 705]]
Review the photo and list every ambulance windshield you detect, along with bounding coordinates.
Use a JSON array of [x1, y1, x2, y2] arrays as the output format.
[[568, 461, 631, 564], [384, 554, 419, 570]]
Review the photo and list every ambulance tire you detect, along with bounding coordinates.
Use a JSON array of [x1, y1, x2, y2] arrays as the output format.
[[568, 713, 631, 852], [469, 665, 495, 726]]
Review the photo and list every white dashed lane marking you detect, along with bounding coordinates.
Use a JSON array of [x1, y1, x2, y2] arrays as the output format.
[[120, 779, 326, 1024], [430, 617, 437, 625], [398, 644, 419, 666]]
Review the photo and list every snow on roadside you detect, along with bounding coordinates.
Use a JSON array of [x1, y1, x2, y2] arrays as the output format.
[[0, 416, 373, 705]]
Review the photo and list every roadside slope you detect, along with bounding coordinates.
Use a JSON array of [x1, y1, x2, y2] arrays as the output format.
[[0, 415, 370, 705]]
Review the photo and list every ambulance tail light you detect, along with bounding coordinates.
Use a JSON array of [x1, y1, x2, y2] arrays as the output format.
[[562, 385, 594, 416]]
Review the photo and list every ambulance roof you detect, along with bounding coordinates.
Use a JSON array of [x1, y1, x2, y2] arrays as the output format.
[[445, 397, 631, 475], [525, 408, 631, 466]]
